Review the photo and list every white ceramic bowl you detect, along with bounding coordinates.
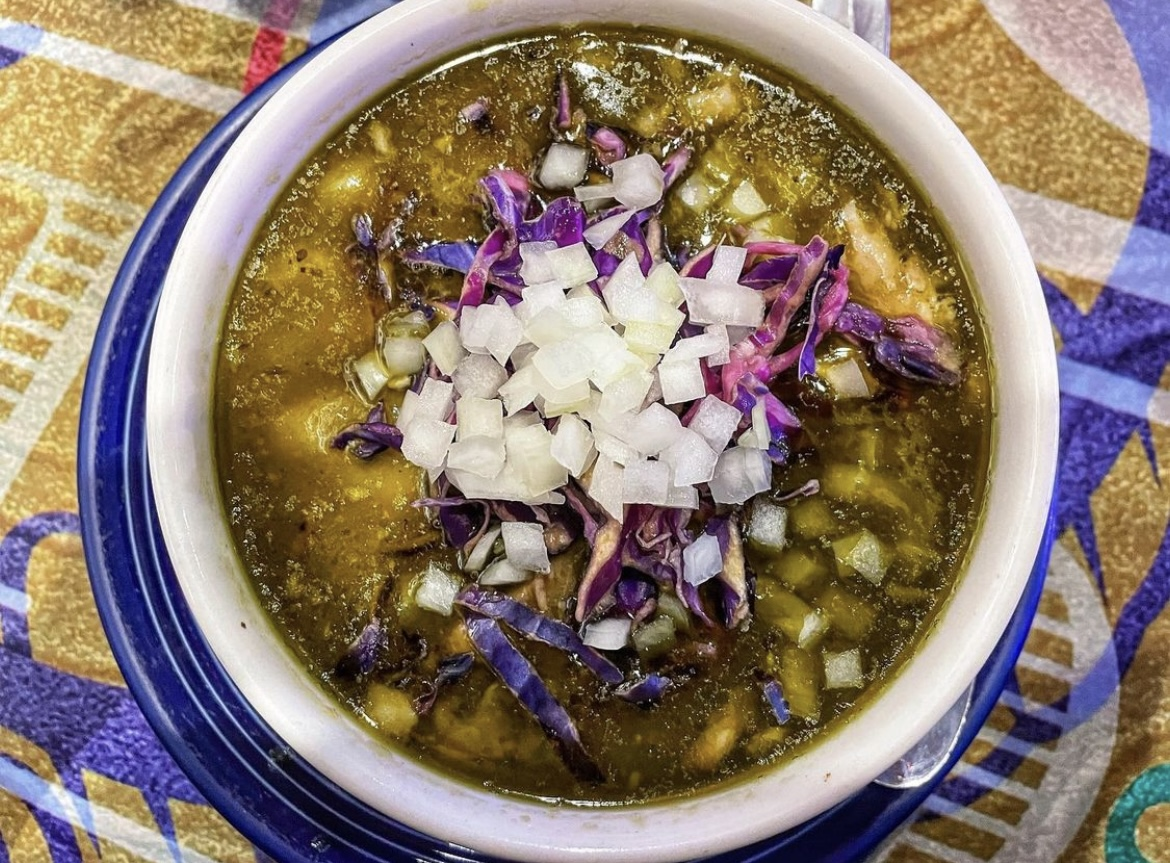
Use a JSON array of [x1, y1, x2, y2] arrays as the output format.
[[146, 0, 1059, 859]]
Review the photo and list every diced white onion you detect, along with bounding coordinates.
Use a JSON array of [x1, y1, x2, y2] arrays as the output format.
[[463, 525, 501, 573], [501, 521, 551, 574], [414, 562, 462, 616], [582, 616, 633, 651], [478, 558, 532, 586], [539, 143, 589, 190], [682, 532, 723, 586], [824, 649, 864, 689]]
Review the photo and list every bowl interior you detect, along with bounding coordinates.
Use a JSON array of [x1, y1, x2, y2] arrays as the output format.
[[145, 0, 1059, 860]]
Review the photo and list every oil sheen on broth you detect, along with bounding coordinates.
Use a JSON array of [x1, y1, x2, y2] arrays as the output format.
[[215, 28, 991, 803]]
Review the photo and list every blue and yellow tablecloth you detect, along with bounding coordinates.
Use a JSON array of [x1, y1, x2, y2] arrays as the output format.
[[1, 0, 1169, 860]]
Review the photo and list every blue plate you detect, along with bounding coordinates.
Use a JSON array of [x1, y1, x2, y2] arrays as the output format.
[[77, 39, 1055, 863]]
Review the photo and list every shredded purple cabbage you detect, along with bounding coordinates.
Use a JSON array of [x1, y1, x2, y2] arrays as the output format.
[[462, 611, 603, 782], [616, 673, 670, 704], [413, 652, 475, 715], [332, 403, 403, 459], [334, 619, 387, 677], [835, 302, 962, 386], [457, 586, 623, 684], [763, 677, 790, 725], [587, 124, 627, 165]]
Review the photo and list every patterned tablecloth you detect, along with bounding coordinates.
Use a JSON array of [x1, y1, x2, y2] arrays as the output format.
[[1, 1, 1168, 861]]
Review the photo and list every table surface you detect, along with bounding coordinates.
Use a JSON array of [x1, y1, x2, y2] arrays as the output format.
[[1, 1, 1168, 862]]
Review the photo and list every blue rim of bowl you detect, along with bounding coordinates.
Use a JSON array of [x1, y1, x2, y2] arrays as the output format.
[[77, 35, 1056, 863]]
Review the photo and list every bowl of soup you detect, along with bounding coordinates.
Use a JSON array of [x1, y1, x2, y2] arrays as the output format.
[[144, 0, 1058, 859]]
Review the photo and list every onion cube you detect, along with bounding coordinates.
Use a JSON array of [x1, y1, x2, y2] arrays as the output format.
[[623, 320, 679, 355], [660, 428, 718, 485], [678, 277, 765, 327], [594, 428, 640, 466], [707, 244, 748, 283], [729, 180, 768, 218], [709, 446, 772, 505], [456, 396, 504, 441], [415, 562, 462, 616], [582, 617, 632, 651], [480, 300, 524, 366], [747, 501, 788, 550], [458, 305, 491, 354], [822, 357, 871, 399], [682, 532, 723, 586], [599, 369, 654, 420], [505, 423, 567, 497], [629, 402, 683, 455], [498, 364, 540, 414], [517, 280, 568, 322], [519, 240, 559, 285], [463, 525, 501, 573], [584, 209, 635, 249], [706, 324, 731, 366], [622, 458, 671, 505], [347, 351, 389, 403], [587, 454, 625, 521], [501, 521, 551, 573], [561, 294, 607, 329], [396, 389, 419, 433], [589, 345, 646, 391], [665, 483, 700, 510], [824, 649, 864, 690], [611, 153, 665, 210], [400, 418, 455, 470], [379, 336, 426, 378], [551, 414, 596, 477], [452, 354, 508, 399], [479, 557, 532, 586], [422, 321, 467, 376], [645, 261, 684, 307], [522, 305, 571, 347], [798, 611, 829, 649], [417, 378, 455, 422], [688, 395, 742, 451], [445, 436, 506, 478], [657, 358, 706, 405], [533, 341, 593, 389], [574, 181, 616, 203], [539, 143, 588, 190], [664, 329, 725, 364], [545, 242, 598, 287]]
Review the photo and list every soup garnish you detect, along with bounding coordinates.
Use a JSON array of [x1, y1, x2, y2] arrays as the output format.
[[216, 28, 991, 803]]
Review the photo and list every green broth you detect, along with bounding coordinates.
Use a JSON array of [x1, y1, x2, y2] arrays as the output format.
[[215, 27, 991, 803]]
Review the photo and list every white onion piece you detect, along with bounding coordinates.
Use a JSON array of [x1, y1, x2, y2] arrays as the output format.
[[610, 153, 665, 210], [687, 395, 741, 452], [422, 321, 466, 376], [584, 209, 635, 249], [400, 418, 455, 470], [729, 180, 768, 218], [622, 458, 671, 505], [519, 240, 559, 285], [414, 563, 462, 616], [709, 446, 771, 505], [574, 181, 616, 202], [747, 501, 788, 550], [545, 243, 598, 287], [463, 525, 501, 573], [501, 521, 551, 573], [707, 244, 748, 283], [456, 396, 504, 441], [682, 532, 722, 586], [822, 357, 871, 399], [824, 649, 864, 689], [660, 428, 717, 486], [678, 277, 765, 327], [539, 143, 589, 190], [479, 558, 532, 586], [657, 358, 706, 405], [445, 436, 505, 478], [587, 454, 625, 521], [550, 413, 596, 477], [582, 617, 632, 651], [346, 351, 389, 403], [380, 336, 426, 378]]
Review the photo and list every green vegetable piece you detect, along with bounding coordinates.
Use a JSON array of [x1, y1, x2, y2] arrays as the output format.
[[819, 584, 876, 641], [788, 497, 836, 540], [776, 547, 830, 595], [779, 646, 821, 722], [756, 584, 813, 643], [821, 462, 911, 517], [632, 615, 677, 660], [886, 583, 932, 604]]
